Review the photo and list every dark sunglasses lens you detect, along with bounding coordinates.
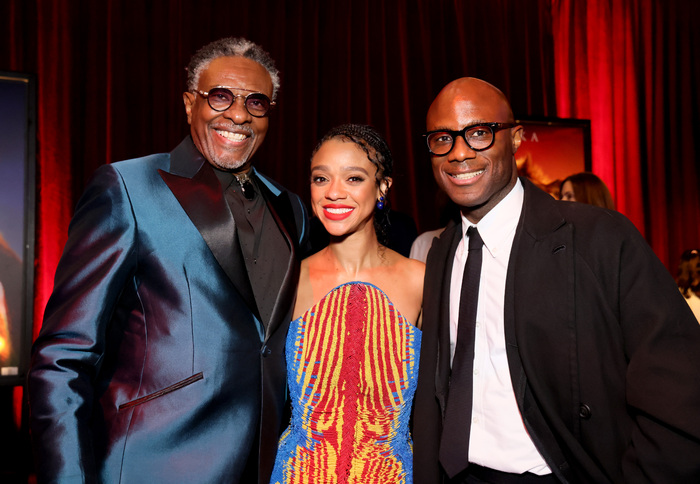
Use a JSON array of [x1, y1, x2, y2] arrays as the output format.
[[245, 93, 271, 116], [207, 88, 234, 111]]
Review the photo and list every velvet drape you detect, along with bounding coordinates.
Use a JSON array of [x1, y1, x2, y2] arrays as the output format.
[[552, 0, 700, 270], [2, 0, 564, 339], [0, 1, 698, 478]]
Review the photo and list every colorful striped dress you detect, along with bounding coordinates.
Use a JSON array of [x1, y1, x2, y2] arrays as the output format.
[[270, 282, 422, 484]]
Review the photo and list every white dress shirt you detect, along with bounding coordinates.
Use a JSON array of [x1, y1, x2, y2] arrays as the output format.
[[449, 179, 551, 475], [409, 227, 446, 263]]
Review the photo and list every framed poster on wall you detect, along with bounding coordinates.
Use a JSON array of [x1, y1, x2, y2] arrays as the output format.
[[0, 71, 36, 386], [514, 117, 592, 198]]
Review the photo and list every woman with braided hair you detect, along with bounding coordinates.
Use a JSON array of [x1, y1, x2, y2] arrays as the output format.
[[270, 124, 424, 484]]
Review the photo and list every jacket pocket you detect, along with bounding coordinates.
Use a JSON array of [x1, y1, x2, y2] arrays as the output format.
[[118, 372, 204, 411]]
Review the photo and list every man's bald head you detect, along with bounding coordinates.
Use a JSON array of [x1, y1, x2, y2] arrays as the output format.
[[425, 77, 523, 223], [428, 77, 515, 129]]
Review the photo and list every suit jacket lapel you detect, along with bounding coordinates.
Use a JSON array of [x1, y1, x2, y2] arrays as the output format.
[[505, 178, 572, 479], [256, 175, 297, 339], [506, 178, 568, 395], [159, 138, 260, 320], [425, 219, 463, 413]]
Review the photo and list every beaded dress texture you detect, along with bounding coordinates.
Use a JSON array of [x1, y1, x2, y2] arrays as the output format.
[[270, 282, 422, 484]]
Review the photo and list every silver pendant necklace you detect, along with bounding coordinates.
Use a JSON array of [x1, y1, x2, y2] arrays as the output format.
[[234, 172, 255, 200]]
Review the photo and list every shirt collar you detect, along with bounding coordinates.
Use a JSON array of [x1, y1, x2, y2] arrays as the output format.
[[212, 165, 258, 191], [460, 178, 524, 258]]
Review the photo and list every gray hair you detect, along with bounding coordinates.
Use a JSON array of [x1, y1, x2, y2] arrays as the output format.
[[186, 37, 281, 100]]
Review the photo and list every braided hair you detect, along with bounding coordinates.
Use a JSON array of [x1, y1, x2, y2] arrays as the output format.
[[312, 124, 393, 246]]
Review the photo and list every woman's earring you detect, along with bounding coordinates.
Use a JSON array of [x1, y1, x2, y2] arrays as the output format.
[[376, 196, 385, 210]]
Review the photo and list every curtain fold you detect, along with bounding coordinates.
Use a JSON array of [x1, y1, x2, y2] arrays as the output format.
[[34, 1, 76, 338], [0, 0, 696, 348], [0, 1, 698, 479], [552, 0, 700, 268]]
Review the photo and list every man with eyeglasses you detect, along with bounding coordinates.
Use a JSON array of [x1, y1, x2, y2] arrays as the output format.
[[413, 77, 700, 483], [28, 37, 309, 484]]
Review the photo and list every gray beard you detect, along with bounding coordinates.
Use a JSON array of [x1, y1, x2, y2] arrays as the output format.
[[211, 157, 247, 171]]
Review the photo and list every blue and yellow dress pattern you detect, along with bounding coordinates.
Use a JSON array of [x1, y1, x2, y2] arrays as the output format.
[[270, 282, 422, 484]]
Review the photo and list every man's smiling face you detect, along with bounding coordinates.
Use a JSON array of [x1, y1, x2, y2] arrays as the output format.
[[183, 56, 273, 172], [427, 78, 522, 223]]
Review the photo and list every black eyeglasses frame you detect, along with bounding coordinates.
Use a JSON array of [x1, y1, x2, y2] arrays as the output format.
[[422, 122, 517, 156]]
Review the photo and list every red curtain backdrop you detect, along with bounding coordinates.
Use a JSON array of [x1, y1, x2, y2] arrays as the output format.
[[0, 0, 698, 478], [0, 0, 562, 341], [552, 0, 700, 269]]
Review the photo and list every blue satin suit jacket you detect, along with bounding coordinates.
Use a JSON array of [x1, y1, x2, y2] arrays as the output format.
[[28, 137, 309, 484]]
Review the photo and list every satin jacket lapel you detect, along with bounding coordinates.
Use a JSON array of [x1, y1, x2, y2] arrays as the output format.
[[256, 177, 297, 339], [158, 138, 259, 320], [426, 220, 463, 414]]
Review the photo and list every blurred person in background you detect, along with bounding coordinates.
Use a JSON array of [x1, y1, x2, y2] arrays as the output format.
[[559, 172, 615, 210], [676, 249, 700, 322]]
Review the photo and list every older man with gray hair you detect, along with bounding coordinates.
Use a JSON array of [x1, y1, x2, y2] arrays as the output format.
[[28, 37, 308, 484]]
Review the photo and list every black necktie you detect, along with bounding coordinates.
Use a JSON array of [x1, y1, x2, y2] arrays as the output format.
[[439, 226, 484, 478]]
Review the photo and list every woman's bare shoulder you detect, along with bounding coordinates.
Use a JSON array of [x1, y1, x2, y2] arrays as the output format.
[[376, 249, 425, 325], [384, 249, 425, 284]]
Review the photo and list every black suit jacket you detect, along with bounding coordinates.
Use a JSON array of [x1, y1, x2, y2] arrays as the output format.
[[28, 137, 309, 484], [413, 178, 700, 483]]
